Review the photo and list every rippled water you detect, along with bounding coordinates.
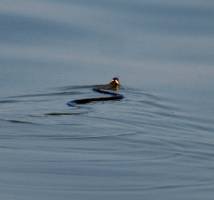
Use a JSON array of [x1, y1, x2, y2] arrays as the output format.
[[0, 0, 214, 199]]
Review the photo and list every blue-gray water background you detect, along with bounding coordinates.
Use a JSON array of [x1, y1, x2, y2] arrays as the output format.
[[0, 0, 214, 199]]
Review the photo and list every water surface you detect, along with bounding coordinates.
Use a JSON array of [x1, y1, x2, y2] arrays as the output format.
[[0, 0, 214, 199]]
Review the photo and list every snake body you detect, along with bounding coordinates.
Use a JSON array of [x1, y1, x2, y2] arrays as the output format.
[[67, 78, 124, 106]]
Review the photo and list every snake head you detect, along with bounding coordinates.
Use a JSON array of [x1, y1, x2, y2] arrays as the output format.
[[109, 77, 120, 90]]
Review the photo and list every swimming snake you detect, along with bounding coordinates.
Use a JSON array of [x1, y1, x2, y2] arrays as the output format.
[[67, 77, 124, 106]]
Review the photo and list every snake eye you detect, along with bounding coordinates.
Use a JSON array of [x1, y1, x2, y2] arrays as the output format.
[[114, 80, 119, 85]]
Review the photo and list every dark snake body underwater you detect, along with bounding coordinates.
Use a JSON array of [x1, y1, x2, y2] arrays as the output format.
[[67, 77, 124, 106]]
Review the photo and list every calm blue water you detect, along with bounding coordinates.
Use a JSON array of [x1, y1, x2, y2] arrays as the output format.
[[0, 0, 214, 199]]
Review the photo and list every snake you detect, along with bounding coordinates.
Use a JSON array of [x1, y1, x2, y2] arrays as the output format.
[[67, 77, 124, 106]]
